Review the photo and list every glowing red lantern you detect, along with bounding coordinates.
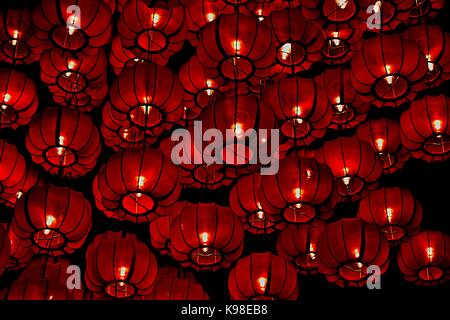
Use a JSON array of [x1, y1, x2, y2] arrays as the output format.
[[6, 227, 33, 271], [32, 0, 112, 51], [358, 187, 422, 242], [408, 0, 446, 23], [26, 106, 101, 178], [118, 0, 187, 65], [0, 68, 38, 129], [85, 231, 158, 299], [0, 224, 10, 276], [276, 221, 325, 275], [109, 36, 137, 76], [315, 67, 370, 130], [264, 76, 331, 146], [258, 152, 334, 225], [398, 230, 450, 285], [357, 118, 410, 173], [197, 13, 275, 85], [269, 7, 324, 76], [316, 218, 390, 287], [93, 147, 181, 223], [0, 8, 44, 65], [169, 202, 244, 271], [400, 94, 450, 162], [358, 0, 415, 32], [228, 252, 299, 300], [401, 25, 450, 87], [351, 34, 427, 108], [11, 184, 92, 256], [315, 137, 383, 201]]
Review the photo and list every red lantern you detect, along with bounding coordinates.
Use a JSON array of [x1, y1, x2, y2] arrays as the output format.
[[398, 230, 450, 285], [197, 13, 275, 86], [276, 220, 326, 275], [0, 68, 38, 129], [258, 152, 335, 226], [26, 106, 101, 178], [12, 184, 92, 256], [269, 7, 324, 76], [0, 8, 44, 65], [32, 0, 113, 51], [358, 0, 415, 32], [315, 137, 383, 201], [315, 67, 370, 130], [169, 202, 244, 271], [408, 0, 446, 23], [228, 252, 299, 300], [93, 147, 181, 223], [401, 25, 450, 87], [351, 34, 427, 108], [358, 187, 422, 242], [357, 118, 410, 173], [400, 94, 450, 162], [264, 76, 331, 146], [109, 36, 137, 76], [0, 224, 10, 276], [0, 139, 41, 208], [118, 0, 187, 65], [316, 218, 390, 287], [229, 173, 283, 234], [6, 227, 33, 270], [109, 62, 184, 137]]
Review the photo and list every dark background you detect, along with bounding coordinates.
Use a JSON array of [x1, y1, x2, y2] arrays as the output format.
[[0, 0, 449, 306]]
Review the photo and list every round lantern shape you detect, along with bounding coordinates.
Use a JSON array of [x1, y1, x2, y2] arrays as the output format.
[[316, 218, 390, 287], [276, 221, 326, 275], [315, 137, 383, 201], [228, 252, 299, 300], [398, 230, 450, 286], [357, 118, 410, 173], [408, 0, 446, 23], [0, 224, 10, 276], [264, 76, 332, 146], [197, 13, 275, 85], [118, 0, 187, 65], [93, 147, 181, 223], [400, 94, 450, 162], [169, 202, 244, 271], [0, 8, 44, 65], [12, 184, 92, 256], [315, 67, 370, 130], [0, 68, 38, 129], [32, 0, 112, 52], [258, 153, 334, 225], [85, 231, 158, 299], [358, 187, 422, 241], [351, 34, 427, 108], [26, 106, 101, 178]]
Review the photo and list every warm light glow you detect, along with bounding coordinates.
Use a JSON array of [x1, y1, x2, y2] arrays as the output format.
[[385, 65, 394, 85], [56, 136, 65, 155], [257, 276, 267, 292], [280, 43, 292, 61], [353, 248, 360, 259], [433, 119, 442, 132], [44, 215, 56, 235], [2, 93, 11, 110], [426, 55, 434, 72], [335, 0, 349, 9], [150, 13, 161, 25], [257, 9, 264, 21], [292, 106, 303, 124], [375, 138, 385, 152], [356, 262, 363, 269], [256, 210, 264, 220], [205, 79, 215, 96], [306, 169, 312, 179], [122, 128, 129, 139], [309, 243, 316, 260], [10, 30, 19, 46], [16, 191, 23, 199], [137, 176, 146, 188], [141, 97, 152, 114], [200, 232, 209, 245], [331, 32, 341, 46], [386, 207, 393, 223], [65, 60, 77, 77], [232, 39, 241, 54], [232, 123, 244, 139], [206, 12, 216, 22], [294, 188, 302, 199], [427, 247, 434, 260], [342, 176, 351, 186], [119, 266, 128, 279], [67, 14, 79, 36]]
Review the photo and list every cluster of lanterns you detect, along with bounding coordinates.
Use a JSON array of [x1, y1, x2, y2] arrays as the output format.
[[0, 0, 449, 301]]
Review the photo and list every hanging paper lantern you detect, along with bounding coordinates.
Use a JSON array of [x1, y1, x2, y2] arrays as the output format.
[[351, 34, 427, 108], [408, 0, 446, 23], [0, 224, 10, 276], [400, 94, 450, 162], [315, 137, 383, 201], [276, 221, 326, 275], [229, 173, 283, 235], [93, 147, 181, 223], [228, 252, 299, 300], [0, 68, 38, 129], [0, 8, 44, 65], [357, 0, 415, 32], [6, 227, 33, 271], [85, 231, 158, 299], [358, 187, 422, 242], [169, 202, 244, 271], [11, 184, 92, 256], [315, 67, 370, 130], [316, 218, 390, 287], [264, 76, 331, 146], [401, 25, 450, 87], [32, 0, 113, 51], [398, 230, 450, 286], [109, 62, 184, 137], [357, 118, 411, 173], [118, 0, 187, 65], [197, 13, 275, 86], [26, 106, 101, 178], [269, 7, 325, 76], [258, 152, 335, 226], [321, 24, 363, 65], [109, 36, 138, 76]]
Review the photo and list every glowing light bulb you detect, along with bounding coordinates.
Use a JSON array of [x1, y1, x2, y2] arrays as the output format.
[[257, 276, 267, 292], [334, 97, 345, 113], [427, 247, 434, 260], [353, 248, 360, 259], [386, 207, 393, 223], [137, 176, 146, 188], [200, 232, 209, 245], [232, 39, 241, 55], [356, 262, 363, 269], [426, 55, 434, 72], [280, 43, 292, 61], [385, 65, 394, 85], [44, 215, 56, 235], [306, 169, 312, 179], [57, 136, 65, 155], [294, 188, 302, 199], [150, 13, 161, 25], [122, 129, 129, 139], [119, 281, 125, 287], [206, 12, 216, 22], [309, 243, 316, 260], [232, 123, 244, 139], [16, 191, 23, 199], [375, 138, 385, 152], [65, 60, 76, 77], [342, 176, 351, 186], [331, 32, 341, 46], [119, 266, 128, 279], [433, 119, 442, 132], [141, 97, 152, 114], [67, 14, 79, 36], [257, 9, 264, 21], [256, 210, 264, 220], [10, 30, 19, 46], [205, 79, 214, 96], [336, 0, 349, 9], [292, 106, 303, 124], [2, 93, 11, 110]]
